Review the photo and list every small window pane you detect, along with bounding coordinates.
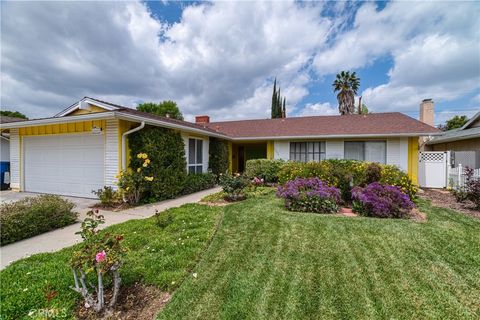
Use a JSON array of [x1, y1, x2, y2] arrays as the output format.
[[196, 165, 203, 173], [188, 166, 196, 174], [365, 141, 386, 164], [196, 140, 203, 164], [345, 142, 364, 161], [188, 139, 196, 164]]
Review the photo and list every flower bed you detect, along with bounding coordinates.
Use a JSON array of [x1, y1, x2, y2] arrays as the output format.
[[352, 182, 415, 218], [276, 177, 341, 214]]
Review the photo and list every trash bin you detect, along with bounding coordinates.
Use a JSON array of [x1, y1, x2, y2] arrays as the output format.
[[0, 161, 10, 190]]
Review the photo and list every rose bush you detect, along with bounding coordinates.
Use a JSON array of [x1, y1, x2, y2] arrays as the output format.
[[276, 177, 341, 214], [219, 172, 249, 201]]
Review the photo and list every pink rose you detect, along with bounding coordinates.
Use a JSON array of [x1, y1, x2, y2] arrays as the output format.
[[95, 250, 106, 263]]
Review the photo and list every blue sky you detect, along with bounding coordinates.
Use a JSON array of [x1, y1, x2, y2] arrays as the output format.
[[1, 1, 479, 125]]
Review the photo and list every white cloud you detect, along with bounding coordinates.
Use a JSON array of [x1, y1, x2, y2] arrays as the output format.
[[0, 1, 478, 121], [1, 1, 331, 120]]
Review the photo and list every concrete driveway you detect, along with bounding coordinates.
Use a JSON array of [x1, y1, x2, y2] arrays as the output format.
[[0, 190, 97, 210], [0, 187, 221, 269]]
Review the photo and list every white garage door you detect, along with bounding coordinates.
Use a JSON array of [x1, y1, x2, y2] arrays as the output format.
[[24, 134, 105, 198]]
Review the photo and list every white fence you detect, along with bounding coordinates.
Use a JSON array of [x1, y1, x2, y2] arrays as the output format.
[[448, 164, 480, 189]]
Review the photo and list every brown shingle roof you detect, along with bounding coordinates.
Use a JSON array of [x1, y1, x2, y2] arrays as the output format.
[[0, 115, 25, 124], [206, 113, 440, 138]]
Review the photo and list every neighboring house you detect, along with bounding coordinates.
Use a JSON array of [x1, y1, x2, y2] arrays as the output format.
[[425, 110, 480, 168], [0, 116, 24, 189], [0, 97, 440, 198]]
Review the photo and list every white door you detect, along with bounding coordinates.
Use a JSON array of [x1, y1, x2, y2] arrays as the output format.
[[418, 152, 447, 188], [24, 134, 105, 198]]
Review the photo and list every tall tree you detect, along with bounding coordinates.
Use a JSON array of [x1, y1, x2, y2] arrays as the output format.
[[137, 100, 184, 120], [271, 78, 287, 118], [0, 110, 28, 119], [332, 71, 360, 115], [282, 98, 286, 118]]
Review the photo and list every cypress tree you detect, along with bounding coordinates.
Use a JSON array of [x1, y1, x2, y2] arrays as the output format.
[[282, 98, 286, 118], [271, 78, 278, 118]]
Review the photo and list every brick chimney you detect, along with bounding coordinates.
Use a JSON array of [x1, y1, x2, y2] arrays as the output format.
[[195, 115, 210, 124], [419, 99, 434, 126]]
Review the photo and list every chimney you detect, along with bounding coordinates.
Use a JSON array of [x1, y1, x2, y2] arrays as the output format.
[[195, 115, 210, 124], [419, 99, 434, 126]]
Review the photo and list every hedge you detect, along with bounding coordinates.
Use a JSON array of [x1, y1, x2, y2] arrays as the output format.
[[182, 172, 217, 195], [209, 138, 229, 175], [129, 126, 187, 201], [245, 159, 284, 183], [0, 195, 78, 245]]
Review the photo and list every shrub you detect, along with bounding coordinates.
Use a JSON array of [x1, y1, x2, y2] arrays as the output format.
[[209, 138, 229, 175], [129, 126, 187, 201], [155, 209, 173, 228], [92, 186, 123, 207], [464, 167, 480, 209], [278, 160, 417, 202], [117, 153, 155, 205], [276, 177, 341, 214], [0, 195, 77, 245], [352, 182, 415, 218], [245, 159, 284, 183], [219, 173, 249, 201], [182, 172, 217, 195], [71, 210, 127, 312]]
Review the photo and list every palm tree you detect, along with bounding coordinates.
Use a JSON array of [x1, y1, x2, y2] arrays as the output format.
[[332, 71, 360, 115]]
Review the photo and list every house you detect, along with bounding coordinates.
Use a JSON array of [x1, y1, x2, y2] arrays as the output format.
[[0, 97, 440, 198], [424, 105, 480, 168]]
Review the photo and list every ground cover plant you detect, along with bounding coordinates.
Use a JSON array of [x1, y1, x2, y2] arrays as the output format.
[[276, 177, 341, 213], [0, 195, 77, 245], [0, 204, 221, 320], [159, 194, 480, 320]]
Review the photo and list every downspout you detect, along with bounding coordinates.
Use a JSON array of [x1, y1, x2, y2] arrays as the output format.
[[121, 122, 145, 170]]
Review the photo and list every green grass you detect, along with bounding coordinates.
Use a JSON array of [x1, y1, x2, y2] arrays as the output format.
[[0, 204, 222, 320], [159, 195, 480, 320]]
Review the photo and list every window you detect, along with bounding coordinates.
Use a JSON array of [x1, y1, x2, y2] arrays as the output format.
[[290, 142, 326, 162], [344, 141, 386, 163], [188, 138, 203, 173]]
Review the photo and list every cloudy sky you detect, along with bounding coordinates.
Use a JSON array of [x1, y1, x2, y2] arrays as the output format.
[[1, 1, 479, 125]]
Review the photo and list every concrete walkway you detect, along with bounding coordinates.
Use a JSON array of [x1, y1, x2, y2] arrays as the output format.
[[0, 187, 221, 269]]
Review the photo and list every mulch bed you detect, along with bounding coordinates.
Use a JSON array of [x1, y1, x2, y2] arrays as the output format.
[[419, 188, 480, 218], [90, 203, 131, 212], [76, 282, 170, 320]]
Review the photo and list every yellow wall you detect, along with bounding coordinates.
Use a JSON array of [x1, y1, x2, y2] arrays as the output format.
[[118, 120, 135, 171], [18, 120, 106, 136], [267, 141, 274, 159], [70, 105, 109, 116], [408, 137, 419, 185]]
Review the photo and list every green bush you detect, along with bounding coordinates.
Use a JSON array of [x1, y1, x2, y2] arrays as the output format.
[[219, 173, 249, 201], [245, 159, 284, 183], [128, 126, 187, 201], [92, 186, 123, 207], [0, 195, 78, 245], [182, 172, 217, 195], [155, 209, 173, 228], [209, 138, 229, 175], [278, 160, 417, 202]]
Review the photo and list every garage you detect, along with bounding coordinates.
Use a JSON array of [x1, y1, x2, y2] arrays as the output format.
[[23, 134, 105, 198]]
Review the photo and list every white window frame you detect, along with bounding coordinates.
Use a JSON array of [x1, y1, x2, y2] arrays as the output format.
[[289, 141, 326, 162], [188, 138, 204, 174]]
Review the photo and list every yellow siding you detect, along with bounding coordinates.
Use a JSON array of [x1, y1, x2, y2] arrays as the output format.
[[70, 105, 109, 115], [19, 120, 106, 136], [118, 120, 137, 171], [266, 141, 274, 159], [228, 142, 233, 173], [408, 137, 419, 185]]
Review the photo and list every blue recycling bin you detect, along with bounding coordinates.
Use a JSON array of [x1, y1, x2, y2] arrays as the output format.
[[0, 161, 10, 190]]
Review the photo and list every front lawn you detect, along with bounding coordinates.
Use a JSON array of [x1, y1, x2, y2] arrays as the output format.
[[0, 204, 222, 320], [159, 195, 480, 319]]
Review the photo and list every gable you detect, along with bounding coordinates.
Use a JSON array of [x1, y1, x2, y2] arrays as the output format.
[[68, 104, 110, 116], [54, 97, 122, 117]]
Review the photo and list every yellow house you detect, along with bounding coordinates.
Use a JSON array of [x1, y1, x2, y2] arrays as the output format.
[[0, 97, 440, 198]]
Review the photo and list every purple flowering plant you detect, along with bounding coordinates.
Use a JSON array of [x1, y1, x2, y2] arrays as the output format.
[[276, 177, 341, 213], [351, 182, 414, 218]]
